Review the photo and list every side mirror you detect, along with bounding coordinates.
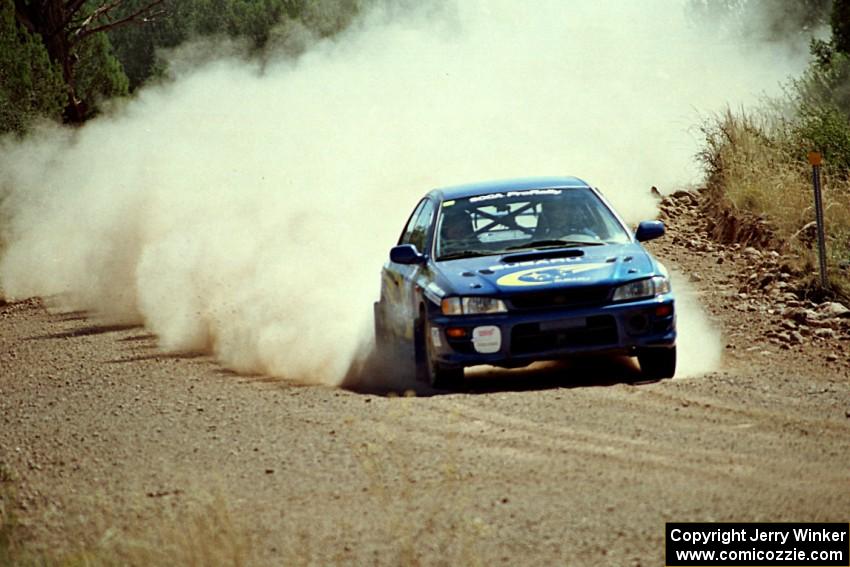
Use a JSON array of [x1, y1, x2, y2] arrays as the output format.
[[635, 220, 665, 242], [390, 244, 427, 265]]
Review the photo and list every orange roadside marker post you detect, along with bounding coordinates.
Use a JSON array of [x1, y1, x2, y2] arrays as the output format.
[[808, 151, 828, 288]]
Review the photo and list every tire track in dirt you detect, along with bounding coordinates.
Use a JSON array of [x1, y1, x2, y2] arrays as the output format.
[[375, 394, 849, 494]]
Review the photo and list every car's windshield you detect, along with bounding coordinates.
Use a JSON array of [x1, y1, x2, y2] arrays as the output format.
[[435, 187, 631, 260]]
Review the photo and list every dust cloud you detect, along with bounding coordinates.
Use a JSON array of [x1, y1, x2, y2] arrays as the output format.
[[669, 270, 722, 377], [0, 1, 808, 384]]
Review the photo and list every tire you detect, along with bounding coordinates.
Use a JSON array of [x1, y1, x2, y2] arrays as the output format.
[[637, 346, 676, 380], [414, 315, 464, 390]]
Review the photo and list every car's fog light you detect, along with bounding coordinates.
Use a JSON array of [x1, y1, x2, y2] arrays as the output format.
[[472, 326, 501, 353]]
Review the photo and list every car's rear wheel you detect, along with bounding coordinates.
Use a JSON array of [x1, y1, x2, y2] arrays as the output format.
[[414, 315, 464, 390], [637, 346, 676, 380]]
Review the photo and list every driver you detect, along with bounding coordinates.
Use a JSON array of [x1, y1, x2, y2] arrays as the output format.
[[536, 196, 601, 240], [439, 206, 476, 255]]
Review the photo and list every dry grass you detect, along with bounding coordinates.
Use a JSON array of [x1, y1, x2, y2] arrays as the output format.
[[0, 474, 255, 567], [0, 465, 18, 567], [700, 109, 850, 300], [1, 408, 487, 567], [349, 402, 488, 567], [91, 496, 252, 567]]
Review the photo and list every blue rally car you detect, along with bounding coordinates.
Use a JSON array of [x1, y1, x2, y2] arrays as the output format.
[[373, 177, 676, 389]]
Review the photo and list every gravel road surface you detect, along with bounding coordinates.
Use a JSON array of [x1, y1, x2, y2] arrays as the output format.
[[2, 192, 849, 566]]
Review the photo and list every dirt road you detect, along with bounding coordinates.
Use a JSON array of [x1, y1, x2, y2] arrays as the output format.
[[2, 193, 849, 566]]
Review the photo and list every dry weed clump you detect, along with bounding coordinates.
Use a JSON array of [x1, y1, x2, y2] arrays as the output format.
[[0, 480, 254, 567], [699, 109, 850, 301]]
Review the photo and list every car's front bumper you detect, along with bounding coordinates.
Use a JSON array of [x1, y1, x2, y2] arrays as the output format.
[[427, 294, 675, 369]]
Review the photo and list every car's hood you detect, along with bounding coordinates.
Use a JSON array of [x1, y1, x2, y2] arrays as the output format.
[[431, 243, 661, 297]]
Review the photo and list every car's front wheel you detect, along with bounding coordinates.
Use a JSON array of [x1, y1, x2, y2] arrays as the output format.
[[414, 316, 464, 390], [637, 346, 676, 380]]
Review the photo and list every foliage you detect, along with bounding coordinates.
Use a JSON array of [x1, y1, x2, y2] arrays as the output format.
[[9, 0, 164, 125], [0, 0, 66, 135], [74, 31, 130, 117], [796, 100, 850, 174], [686, 0, 832, 41], [832, 0, 850, 53], [791, 48, 850, 176], [300, 0, 363, 37], [108, 0, 364, 91], [107, 0, 191, 90], [695, 0, 850, 301], [3, 0, 364, 130], [193, 0, 286, 43]]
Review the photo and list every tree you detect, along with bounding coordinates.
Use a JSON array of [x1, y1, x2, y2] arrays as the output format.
[[833, 0, 850, 54], [0, 0, 65, 134], [108, 0, 289, 92], [13, 0, 167, 122], [687, 0, 831, 41], [108, 0, 191, 90], [107, 0, 362, 92], [74, 29, 129, 110]]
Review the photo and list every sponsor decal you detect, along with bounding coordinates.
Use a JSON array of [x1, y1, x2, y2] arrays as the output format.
[[469, 189, 563, 203], [487, 255, 584, 272], [430, 327, 443, 348], [472, 326, 501, 354], [496, 262, 609, 287]]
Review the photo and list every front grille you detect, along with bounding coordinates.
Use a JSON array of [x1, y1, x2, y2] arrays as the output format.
[[507, 286, 611, 311], [510, 315, 618, 355]]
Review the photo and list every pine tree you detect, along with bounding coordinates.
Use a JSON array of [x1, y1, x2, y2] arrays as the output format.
[[0, 0, 66, 134], [833, 0, 850, 54], [13, 0, 165, 122]]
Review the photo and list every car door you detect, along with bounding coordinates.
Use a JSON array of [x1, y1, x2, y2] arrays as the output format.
[[383, 198, 436, 339]]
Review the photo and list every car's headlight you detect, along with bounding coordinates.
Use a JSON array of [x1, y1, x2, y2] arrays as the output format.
[[441, 296, 508, 316], [612, 276, 671, 301]]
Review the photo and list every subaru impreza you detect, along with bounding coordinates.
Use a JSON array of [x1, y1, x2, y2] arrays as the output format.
[[373, 177, 676, 389]]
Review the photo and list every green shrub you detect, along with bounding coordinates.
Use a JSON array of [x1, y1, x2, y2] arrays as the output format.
[[790, 52, 850, 175]]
